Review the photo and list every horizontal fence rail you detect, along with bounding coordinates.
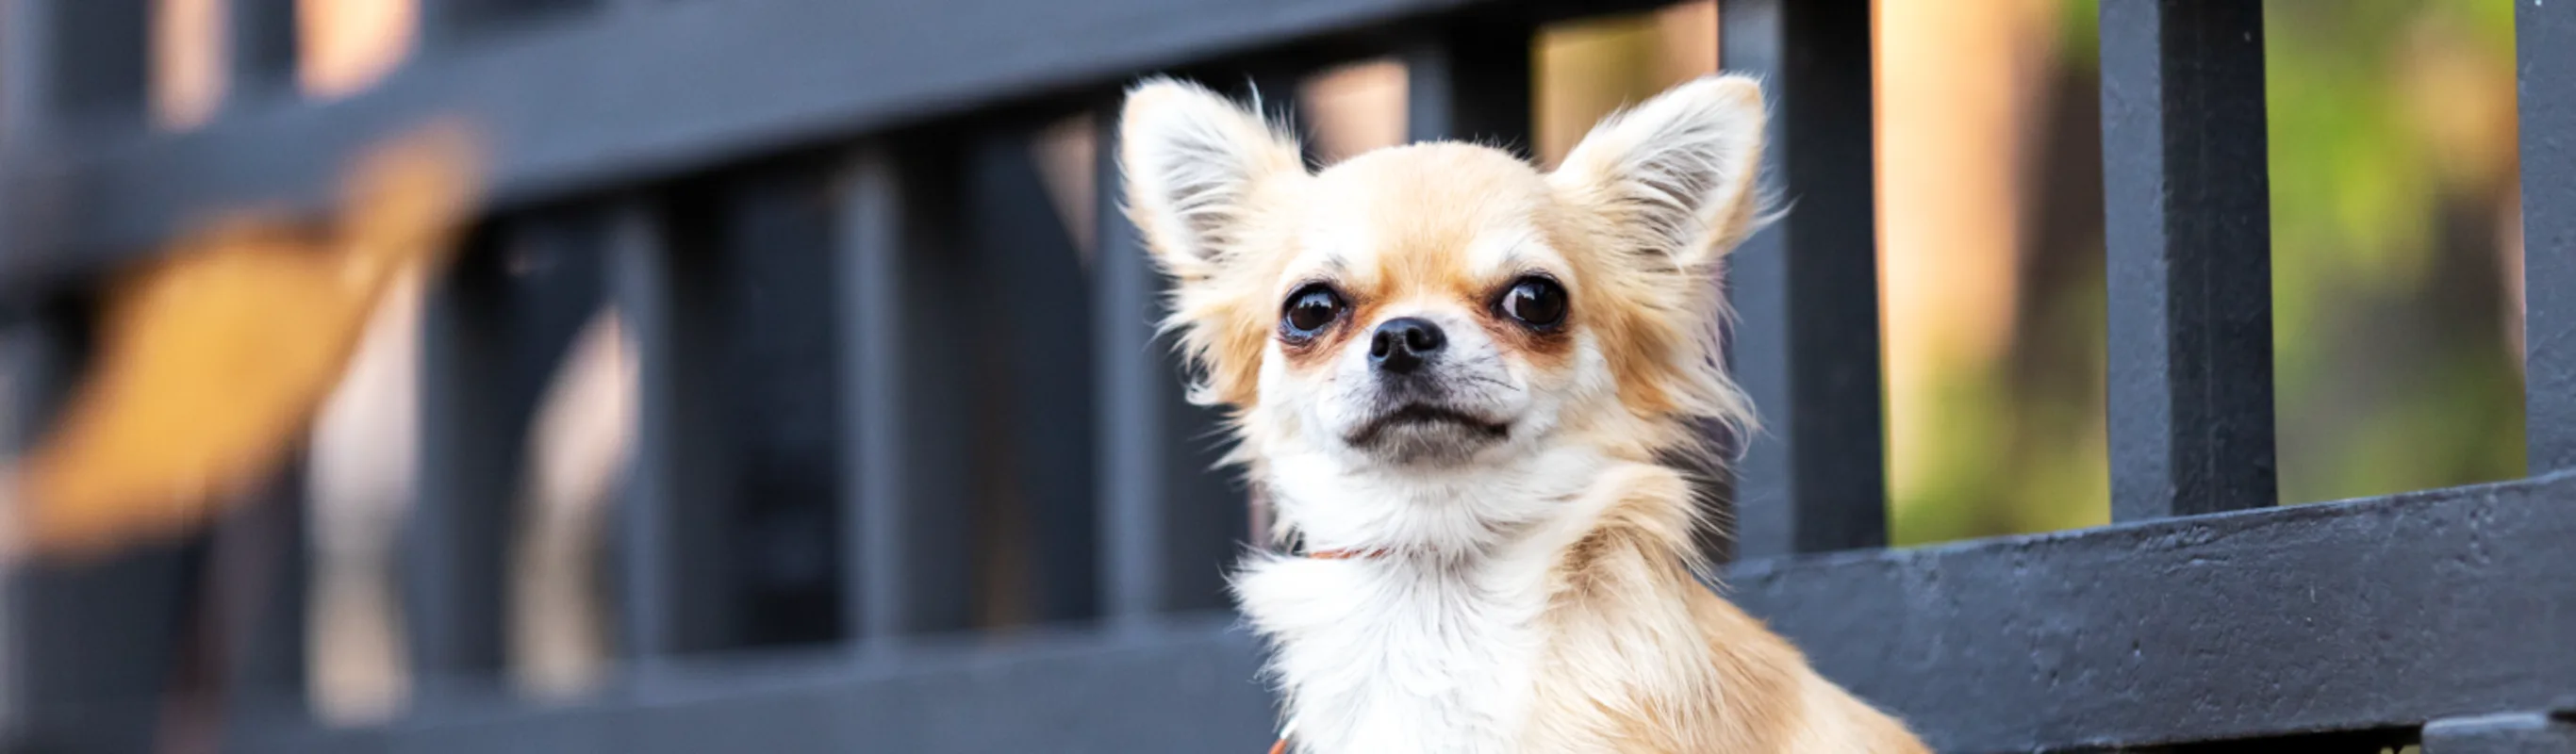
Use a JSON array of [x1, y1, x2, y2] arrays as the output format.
[[0, 0, 2570, 751], [209, 474, 2576, 753], [0, 0, 1673, 297], [1734, 471, 2576, 752]]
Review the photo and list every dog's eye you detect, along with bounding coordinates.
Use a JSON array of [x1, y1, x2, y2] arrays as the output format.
[[1498, 276, 1568, 328], [1281, 285, 1346, 340]]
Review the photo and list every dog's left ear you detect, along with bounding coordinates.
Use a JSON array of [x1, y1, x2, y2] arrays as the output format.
[[1549, 75, 1769, 270], [1118, 77, 1306, 279], [1115, 78, 1306, 409]]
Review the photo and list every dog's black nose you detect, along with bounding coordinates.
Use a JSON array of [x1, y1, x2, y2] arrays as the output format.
[[1369, 317, 1446, 375]]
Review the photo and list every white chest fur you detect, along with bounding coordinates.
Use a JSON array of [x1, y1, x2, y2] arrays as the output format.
[[1234, 551, 1552, 754]]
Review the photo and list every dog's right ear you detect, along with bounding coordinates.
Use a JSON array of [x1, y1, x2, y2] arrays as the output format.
[[1117, 77, 1305, 277]]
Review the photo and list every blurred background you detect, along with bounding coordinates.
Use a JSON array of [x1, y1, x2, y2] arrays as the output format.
[[1162, 0, 2522, 546], [0, 0, 2527, 747]]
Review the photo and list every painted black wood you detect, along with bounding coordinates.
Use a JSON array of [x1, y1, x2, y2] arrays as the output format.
[[44, 0, 146, 123], [2099, 0, 2276, 521], [1093, 108, 1246, 621], [211, 460, 311, 715], [421, 0, 602, 50], [836, 143, 979, 640], [224, 617, 1276, 754], [2522, 0, 2576, 475], [0, 0, 53, 141], [1404, 19, 1532, 155], [407, 230, 518, 697], [8, 544, 201, 753], [225, 0, 298, 107], [697, 168, 848, 647], [412, 215, 612, 696], [2, 301, 203, 754], [1717, 0, 1885, 557], [609, 197, 736, 660], [5, 0, 2572, 750], [0, 0, 59, 260], [960, 130, 1102, 625], [0, 0, 1671, 295], [202, 468, 2576, 753], [2424, 713, 2576, 754], [1727, 472, 2576, 752]]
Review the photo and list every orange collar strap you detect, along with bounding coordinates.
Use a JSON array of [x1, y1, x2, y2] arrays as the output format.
[[1305, 548, 1389, 560]]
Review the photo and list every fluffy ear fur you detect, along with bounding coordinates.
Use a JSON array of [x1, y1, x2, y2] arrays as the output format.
[[1545, 74, 1769, 447], [1117, 78, 1307, 409], [1117, 77, 1306, 275], [1549, 74, 1770, 270]]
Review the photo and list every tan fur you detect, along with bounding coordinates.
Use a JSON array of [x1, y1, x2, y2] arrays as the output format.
[[1121, 74, 1928, 752], [1522, 466, 1927, 753]]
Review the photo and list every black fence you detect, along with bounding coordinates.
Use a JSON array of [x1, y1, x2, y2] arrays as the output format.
[[0, 0, 2570, 751]]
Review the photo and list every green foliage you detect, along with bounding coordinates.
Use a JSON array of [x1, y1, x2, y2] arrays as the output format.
[[2261, 0, 2521, 504], [1892, 0, 2521, 545]]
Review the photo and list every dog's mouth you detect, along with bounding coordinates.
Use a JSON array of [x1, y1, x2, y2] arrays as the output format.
[[1344, 403, 1511, 450]]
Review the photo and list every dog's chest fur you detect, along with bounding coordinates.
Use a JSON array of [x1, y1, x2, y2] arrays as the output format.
[[1235, 549, 1555, 753]]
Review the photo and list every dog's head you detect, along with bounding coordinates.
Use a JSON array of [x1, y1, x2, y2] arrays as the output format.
[[1120, 75, 1767, 538]]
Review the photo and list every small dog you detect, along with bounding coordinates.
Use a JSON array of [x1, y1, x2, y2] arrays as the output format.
[[1119, 74, 1929, 752]]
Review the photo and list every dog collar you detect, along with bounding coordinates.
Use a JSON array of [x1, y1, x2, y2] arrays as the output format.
[[1305, 548, 1389, 560]]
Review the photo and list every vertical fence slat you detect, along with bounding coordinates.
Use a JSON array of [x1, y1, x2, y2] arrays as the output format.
[[0, 316, 35, 752], [1092, 108, 1170, 621], [838, 144, 978, 639], [225, 0, 297, 106], [1093, 109, 1242, 621], [701, 170, 844, 647], [4, 303, 196, 753], [213, 456, 309, 714], [1718, 0, 1886, 557], [416, 0, 500, 50], [2521, 0, 2576, 474], [414, 0, 463, 48], [0, 321, 36, 741], [11, 546, 197, 754], [964, 133, 1098, 623], [1404, 21, 1532, 153], [1, 0, 54, 285], [408, 230, 514, 697], [608, 198, 719, 662], [2100, 0, 2275, 521], [420, 212, 623, 685], [418, 0, 597, 48], [836, 152, 886, 640], [1, 0, 56, 144], [45, 0, 147, 121]]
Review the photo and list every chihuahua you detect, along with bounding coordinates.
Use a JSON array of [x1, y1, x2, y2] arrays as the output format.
[[1118, 74, 1930, 753]]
